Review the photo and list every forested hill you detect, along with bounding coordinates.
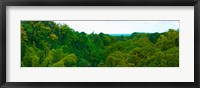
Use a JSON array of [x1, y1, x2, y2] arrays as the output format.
[[21, 21, 179, 67]]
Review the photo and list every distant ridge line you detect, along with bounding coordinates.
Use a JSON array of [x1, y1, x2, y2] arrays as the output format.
[[108, 34, 131, 36]]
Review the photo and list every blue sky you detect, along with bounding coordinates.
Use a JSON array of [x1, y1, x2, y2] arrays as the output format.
[[54, 21, 179, 34]]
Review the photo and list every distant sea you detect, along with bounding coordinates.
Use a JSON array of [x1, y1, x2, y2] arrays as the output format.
[[109, 34, 131, 36]]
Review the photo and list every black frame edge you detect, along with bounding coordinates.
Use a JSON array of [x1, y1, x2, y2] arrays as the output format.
[[1, 0, 200, 88], [0, 0, 6, 88], [0, 0, 2, 87], [2, 0, 197, 6], [195, 1, 200, 88]]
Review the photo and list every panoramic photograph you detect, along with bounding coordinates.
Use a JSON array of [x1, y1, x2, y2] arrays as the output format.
[[21, 21, 179, 67]]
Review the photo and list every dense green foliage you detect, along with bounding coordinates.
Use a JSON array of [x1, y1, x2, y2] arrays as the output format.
[[21, 21, 179, 67]]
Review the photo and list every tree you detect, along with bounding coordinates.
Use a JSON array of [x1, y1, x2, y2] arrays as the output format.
[[22, 52, 40, 67], [103, 51, 129, 67], [63, 54, 78, 67], [40, 55, 53, 67], [50, 60, 65, 67], [164, 47, 179, 67], [155, 34, 168, 51], [51, 49, 63, 63], [32, 56, 40, 67]]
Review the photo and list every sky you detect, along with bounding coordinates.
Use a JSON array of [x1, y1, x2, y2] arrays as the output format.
[[54, 21, 179, 34]]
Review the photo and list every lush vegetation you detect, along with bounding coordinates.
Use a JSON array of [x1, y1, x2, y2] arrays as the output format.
[[21, 21, 179, 67]]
